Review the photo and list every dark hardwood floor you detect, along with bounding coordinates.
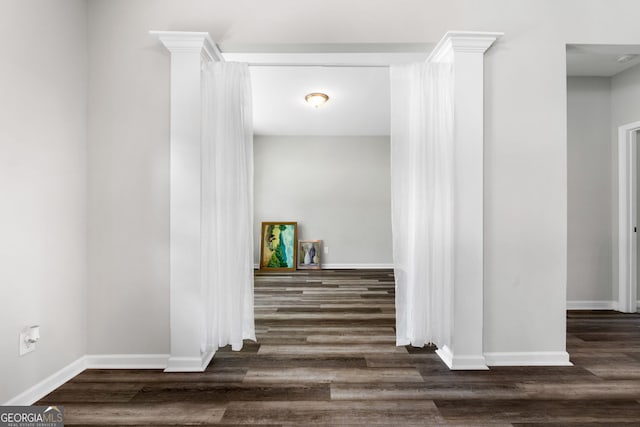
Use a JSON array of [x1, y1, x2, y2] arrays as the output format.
[[37, 269, 640, 425]]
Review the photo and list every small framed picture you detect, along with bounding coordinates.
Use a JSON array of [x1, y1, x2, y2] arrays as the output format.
[[297, 240, 322, 270], [259, 222, 298, 272]]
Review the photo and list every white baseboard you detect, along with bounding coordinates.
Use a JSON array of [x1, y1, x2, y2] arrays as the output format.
[[164, 349, 213, 372], [85, 353, 169, 369], [436, 345, 489, 370], [321, 263, 394, 269], [3, 354, 172, 405], [484, 351, 573, 366], [566, 300, 617, 310], [3, 356, 87, 405], [254, 263, 394, 270]]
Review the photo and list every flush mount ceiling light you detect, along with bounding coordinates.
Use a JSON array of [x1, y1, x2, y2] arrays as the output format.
[[616, 54, 638, 64], [305, 92, 329, 108]]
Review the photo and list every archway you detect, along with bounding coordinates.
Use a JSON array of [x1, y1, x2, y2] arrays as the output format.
[[153, 30, 500, 371]]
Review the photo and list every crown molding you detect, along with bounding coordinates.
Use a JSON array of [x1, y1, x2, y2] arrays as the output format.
[[150, 31, 223, 62], [428, 31, 504, 63]]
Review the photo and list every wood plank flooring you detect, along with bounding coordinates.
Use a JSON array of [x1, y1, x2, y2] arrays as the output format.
[[37, 269, 640, 425]]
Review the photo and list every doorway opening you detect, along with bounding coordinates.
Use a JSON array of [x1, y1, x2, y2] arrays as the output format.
[[155, 31, 499, 371], [223, 45, 417, 357], [566, 43, 640, 314], [220, 45, 423, 270]]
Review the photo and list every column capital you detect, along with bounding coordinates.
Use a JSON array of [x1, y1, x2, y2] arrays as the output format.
[[150, 31, 223, 62], [428, 31, 503, 63]]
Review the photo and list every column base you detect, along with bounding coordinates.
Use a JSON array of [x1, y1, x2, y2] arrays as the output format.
[[164, 349, 215, 372], [436, 345, 489, 370]]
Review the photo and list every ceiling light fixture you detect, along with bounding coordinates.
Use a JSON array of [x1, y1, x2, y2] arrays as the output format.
[[305, 92, 329, 108], [616, 54, 638, 64]]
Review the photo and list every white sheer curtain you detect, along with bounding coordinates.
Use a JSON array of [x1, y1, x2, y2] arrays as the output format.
[[201, 61, 256, 352], [390, 62, 454, 349]]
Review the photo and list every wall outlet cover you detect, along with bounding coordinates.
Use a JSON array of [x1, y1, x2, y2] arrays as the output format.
[[19, 332, 36, 356]]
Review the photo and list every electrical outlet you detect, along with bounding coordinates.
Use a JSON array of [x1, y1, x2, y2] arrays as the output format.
[[19, 332, 35, 356], [324, 246, 329, 254], [19, 325, 40, 356]]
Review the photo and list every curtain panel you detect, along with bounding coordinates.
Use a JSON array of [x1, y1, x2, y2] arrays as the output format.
[[201, 61, 256, 353], [390, 62, 454, 349]]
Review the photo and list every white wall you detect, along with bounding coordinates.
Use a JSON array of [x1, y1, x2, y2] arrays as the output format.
[[87, 1, 170, 354], [84, 0, 640, 358], [254, 135, 392, 267], [611, 63, 640, 301], [0, 0, 88, 403], [612, 63, 640, 128], [566, 77, 613, 303]]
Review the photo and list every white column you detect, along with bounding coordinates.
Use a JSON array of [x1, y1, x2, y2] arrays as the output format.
[[152, 31, 222, 372], [431, 31, 502, 370]]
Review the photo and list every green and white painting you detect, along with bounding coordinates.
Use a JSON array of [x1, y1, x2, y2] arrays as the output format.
[[260, 222, 297, 271]]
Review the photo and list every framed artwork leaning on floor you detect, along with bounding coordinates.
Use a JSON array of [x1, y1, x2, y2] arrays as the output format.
[[297, 240, 322, 270], [259, 222, 297, 272]]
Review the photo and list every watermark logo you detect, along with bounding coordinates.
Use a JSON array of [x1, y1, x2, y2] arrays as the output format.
[[0, 406, 64, 427]]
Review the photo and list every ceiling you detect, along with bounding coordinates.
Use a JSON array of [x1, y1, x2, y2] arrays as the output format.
[[219, 43, 640, 136], [566, 44, 640, 77], [220, 44, 432, 136]]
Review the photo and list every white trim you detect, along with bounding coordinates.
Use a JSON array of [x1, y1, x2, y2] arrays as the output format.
[[253, 263, 394, 270], [435, 346, 453, 367], [428, 30, 503, 63], [222, 52, 428, 67], [566, 300, 618, 310], [322, 263, 394, 270], [0, 349, 217, 404], [436, 345, 489, 370], [3, 354, 179, 405], [484, 351, 573, 366], [85, 354, 169, 369], [200, 349, 215, 371], [3, 356, 87, 405], [164, 349, 214, 373], [150, 31, 223, 62], [618, 121, 640, 313]]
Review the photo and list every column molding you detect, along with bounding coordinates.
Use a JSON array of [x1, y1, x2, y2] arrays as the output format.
[[428, 31, 503, 62], [151, 31, 223, 61], [151, 30, 221, 372], [430, 31, 502, 370]]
